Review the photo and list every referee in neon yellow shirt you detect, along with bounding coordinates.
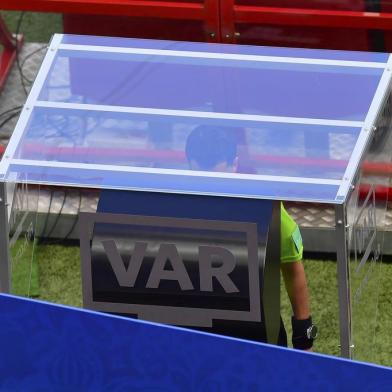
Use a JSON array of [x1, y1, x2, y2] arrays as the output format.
[[186, 126, 316, 351]]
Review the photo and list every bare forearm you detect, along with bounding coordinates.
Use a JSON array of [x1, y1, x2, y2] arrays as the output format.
[[281, 261, 310, 320]]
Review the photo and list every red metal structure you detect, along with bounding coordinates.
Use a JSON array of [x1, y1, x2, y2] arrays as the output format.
[[220, 1, 392, 51], [0, 1, 221, 43], [1, 1, 392, 48], [0, 0, 215, 20], [0, 15, 22, 92], [64, 1, 221, 42], [1, 1, 392, 52]]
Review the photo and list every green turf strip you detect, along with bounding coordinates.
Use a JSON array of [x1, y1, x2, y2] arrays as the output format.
[[0, 11, 62, 43], [10, 238, 40, 298]]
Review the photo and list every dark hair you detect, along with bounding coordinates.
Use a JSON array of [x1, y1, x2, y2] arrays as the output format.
[[185, 125, 237, 170]]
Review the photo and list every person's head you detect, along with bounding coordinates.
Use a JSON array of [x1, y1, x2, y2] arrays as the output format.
[[185, 125, 238, 172]]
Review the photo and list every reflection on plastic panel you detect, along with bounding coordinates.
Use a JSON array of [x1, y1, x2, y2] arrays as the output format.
[[38, 49, 383, 121], [14, 107, 360, 182], [8, 179, 39, 298], [352, 186, 379, 304]]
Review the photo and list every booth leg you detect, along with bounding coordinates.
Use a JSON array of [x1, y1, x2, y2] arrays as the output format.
[[335, 204, 352, 358], [0, 182, 11, 293]]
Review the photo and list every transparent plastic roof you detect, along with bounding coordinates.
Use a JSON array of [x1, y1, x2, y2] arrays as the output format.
[[1, 34, 391, 203]]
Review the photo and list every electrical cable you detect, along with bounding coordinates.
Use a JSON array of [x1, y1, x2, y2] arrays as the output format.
[[0, 110, 22, 130], [39, 188, 82, 244], [14, 11, 28, 96], [20, 45, 48, 84], [44, 190, 67, 239], [0, 107, 23, 142], [0, 106, 23, 135], [63, 190, 82, 241], [0, 105, 23, 119], [14, 13, 48, 89], [38, 190, 54, 242], [94, 41, 180, 105]]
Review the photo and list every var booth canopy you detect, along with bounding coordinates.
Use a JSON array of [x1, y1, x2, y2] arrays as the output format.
[[0, 34, 391, 362], [0, 34, 390, 203]]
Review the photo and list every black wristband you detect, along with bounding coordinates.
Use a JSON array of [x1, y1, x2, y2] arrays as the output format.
[[291, 316, 314, 350]]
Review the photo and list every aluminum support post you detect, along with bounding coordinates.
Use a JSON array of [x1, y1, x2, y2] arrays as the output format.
[[335, 204, 352, 358], [0, 181, 11, 292]]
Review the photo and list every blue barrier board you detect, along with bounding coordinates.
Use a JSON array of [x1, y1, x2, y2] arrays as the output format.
[[0, 294, 391, 391]]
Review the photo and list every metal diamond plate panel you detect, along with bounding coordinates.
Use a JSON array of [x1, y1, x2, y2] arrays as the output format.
[[287, 202, 392, 231], [286, 203, 336, 228]]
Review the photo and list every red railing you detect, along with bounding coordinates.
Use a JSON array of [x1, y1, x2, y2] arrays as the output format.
[[0, 16, 22, 91], [233, 6, 392, 29], [0, 1, 204, 19]]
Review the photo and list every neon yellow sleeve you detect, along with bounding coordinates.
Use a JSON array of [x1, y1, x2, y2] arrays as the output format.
[[281, 203, 303, 263]]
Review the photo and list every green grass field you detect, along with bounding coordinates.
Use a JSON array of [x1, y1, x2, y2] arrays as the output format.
[[10, 240, 392, 367], [0, 11, 62, 42]]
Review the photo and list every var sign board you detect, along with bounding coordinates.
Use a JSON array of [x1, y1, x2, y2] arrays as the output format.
[[79, 192, 279, 343], [80, 213, 260, 325]]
